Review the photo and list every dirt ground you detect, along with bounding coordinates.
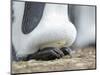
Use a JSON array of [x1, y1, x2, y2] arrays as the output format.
[[12, 47, 96, 74]]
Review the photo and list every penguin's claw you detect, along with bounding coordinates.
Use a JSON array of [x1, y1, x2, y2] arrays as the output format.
[[60, 47, 72, 55]]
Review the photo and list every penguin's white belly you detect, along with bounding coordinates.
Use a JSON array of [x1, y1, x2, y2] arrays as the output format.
[[36, 20, 77, 49], [12, 2, 77, 57]]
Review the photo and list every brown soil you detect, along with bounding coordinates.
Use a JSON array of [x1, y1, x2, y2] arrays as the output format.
[[12, 47, 96, 74]]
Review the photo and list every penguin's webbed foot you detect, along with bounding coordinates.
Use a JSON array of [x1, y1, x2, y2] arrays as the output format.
[[31, 47, 72, 61], [32, 47, 64, 61], [13, 47, 72, 61]]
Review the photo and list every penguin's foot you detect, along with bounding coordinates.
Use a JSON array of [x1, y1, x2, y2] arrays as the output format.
[[32, 47, 65, 61], [13, 47, 64, 61], [31, 47, 72, 61], [14, 47, 72, 61]]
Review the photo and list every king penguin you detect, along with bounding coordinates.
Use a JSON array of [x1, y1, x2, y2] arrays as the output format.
[[12, 1, 77, 61]]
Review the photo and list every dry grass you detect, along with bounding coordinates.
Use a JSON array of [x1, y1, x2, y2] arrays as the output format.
[[12, 47, 96, 74]]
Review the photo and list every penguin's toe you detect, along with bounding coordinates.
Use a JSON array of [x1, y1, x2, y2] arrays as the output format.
[[60, 47, 72, 55]]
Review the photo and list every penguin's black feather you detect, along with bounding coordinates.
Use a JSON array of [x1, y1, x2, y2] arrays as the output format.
[[22, 2, 45, 34]]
